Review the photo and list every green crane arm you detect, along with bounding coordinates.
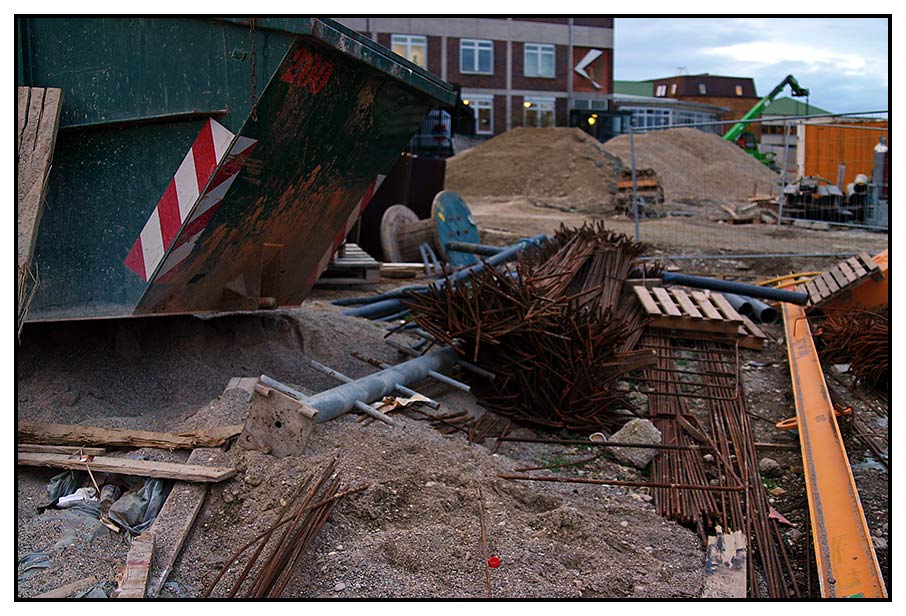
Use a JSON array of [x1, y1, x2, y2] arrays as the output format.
[[723, 74, 809, 143]]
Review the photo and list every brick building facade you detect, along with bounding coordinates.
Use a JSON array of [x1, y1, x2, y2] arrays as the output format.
[[335, 17, 615, 135], [649, 74, 762, 138]]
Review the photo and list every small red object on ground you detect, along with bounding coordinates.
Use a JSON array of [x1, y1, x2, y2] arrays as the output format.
[[487, 556, 501, 569]]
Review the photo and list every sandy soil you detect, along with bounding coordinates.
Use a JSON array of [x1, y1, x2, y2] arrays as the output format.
[[17, 302, 704, 599]]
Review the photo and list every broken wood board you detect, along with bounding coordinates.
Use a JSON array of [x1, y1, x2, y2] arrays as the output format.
[[703, 526, 747, 598], [147, 447, 222, 597], [17, 86, 63, 273], [33, 575, 98, 599], [18, 443, 106, 456], [116, 532, 154, 598], [17, 452, 236, 483], [239, 384, 317, 457], [18, 421, 242, 450]]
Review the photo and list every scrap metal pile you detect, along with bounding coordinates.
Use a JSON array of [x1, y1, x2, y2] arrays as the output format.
[[818, 309, 889, 390], [405, 223, 654, 432]]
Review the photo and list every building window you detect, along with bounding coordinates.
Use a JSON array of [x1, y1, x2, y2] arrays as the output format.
[[523, 97, 555, 128], [735, 84, 744, 96], [391, 34, 428, 69], [460, 39, 493, 74], [698, 83, 707, 95], [574, 98, 608, 111], [464, 95, 494, 134], [622, 106, 672, 132], [655, 84, 667, 97], [670, 83, 677, 95], [524, 43, 555, 78]]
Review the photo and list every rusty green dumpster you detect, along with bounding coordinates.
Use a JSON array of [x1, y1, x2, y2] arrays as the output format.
[[16, 17, 456, 321]]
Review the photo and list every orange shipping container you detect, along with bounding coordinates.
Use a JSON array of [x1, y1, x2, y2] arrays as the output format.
[[801, 120, 889, 188]]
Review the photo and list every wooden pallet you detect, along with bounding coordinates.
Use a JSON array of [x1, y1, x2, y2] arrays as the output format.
[[804, 252, 884, 308], [316, 243, 380, 286], [737, 315, 768, 351], [634, 286, 743, 336]]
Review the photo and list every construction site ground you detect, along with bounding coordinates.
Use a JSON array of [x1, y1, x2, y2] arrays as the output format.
[[16, 206, 888, 598]]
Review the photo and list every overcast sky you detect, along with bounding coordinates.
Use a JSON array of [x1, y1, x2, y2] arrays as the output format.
[[614, 17, 889, 113]]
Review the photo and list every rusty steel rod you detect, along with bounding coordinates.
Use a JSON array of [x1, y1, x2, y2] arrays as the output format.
[[498, 473, 744, 492]]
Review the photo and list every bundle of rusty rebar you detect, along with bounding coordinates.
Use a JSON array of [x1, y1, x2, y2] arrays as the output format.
[[818, 309, 889, 390], [203, 460, 365, 598], [642, 332, 800, 598], [405, 223, 652, 432]]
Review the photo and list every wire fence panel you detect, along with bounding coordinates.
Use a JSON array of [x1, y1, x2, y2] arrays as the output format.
[[619, 111, 889, 258]]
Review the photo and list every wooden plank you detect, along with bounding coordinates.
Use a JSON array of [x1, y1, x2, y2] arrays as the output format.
[[147, 448, 213, 597], [740, 315, 767, 340], [116, 532, 154, 598], [711, 293, 744, 324], [691, 291, 723, 320], [648, 315, 740, 336], [18, 443, 106, 456], [703, 526, 747, 598], [813, 277, 830, 300], [18, 87, 63, 272], [829, 266, 849, 290], [837, 261, 857, 285], [858, 252, 880, 272], [17, 452, 236, 483], [33, 575, 98, 599], [671, 289, 703, 319], [17, 421, 242, 450], [633, 285, 662, 316], [651, 287, 682, 317], [820, 272, 840, 295], [846, 256, 867, 279], [17, 87, 30, 152], [805, 280, 821, 303]]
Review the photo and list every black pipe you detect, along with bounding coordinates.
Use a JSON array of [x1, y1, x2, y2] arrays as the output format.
[[662, 272, 809, 306], [722, 293, 754, 316], [748, 297, 779, 324]]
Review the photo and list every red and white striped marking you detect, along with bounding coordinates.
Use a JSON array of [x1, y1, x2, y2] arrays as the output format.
[[306, 174, 386, 287], [124, 119, 256, 282]]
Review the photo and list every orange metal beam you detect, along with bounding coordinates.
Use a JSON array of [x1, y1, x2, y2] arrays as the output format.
[[782, 301, 887, 598]]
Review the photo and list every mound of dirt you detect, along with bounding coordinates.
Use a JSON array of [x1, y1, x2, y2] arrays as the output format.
[[603, 128, 780, 204], [445, 127, 622, 212]]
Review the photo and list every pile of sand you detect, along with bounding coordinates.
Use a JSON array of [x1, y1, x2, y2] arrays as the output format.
[[603, 128, 780, 204], [445, 127, 622, 212]]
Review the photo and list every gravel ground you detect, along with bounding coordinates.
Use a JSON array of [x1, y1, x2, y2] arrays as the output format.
[[17, 298, 704, 599]]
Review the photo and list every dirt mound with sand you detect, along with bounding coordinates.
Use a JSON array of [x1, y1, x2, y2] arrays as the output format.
[[603, 128, 780, 204], [445, 127, 622, 212]]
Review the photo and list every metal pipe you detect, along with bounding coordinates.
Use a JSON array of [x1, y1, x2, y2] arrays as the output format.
[[304, 347, 460, 423], [445, 241, 505, 256], [722, 293, 753, 317], [662, 272, 808, 305], [748, 297, 779, 324], [261, 372, 401, 428], [342, 234, 547, 319], [410, 328, 497, 380]]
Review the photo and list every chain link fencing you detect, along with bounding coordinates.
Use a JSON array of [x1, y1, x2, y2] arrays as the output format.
[[620, 110, 889, 260]]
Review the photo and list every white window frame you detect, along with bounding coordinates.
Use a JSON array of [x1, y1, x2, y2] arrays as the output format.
[[524, 43, 555, 78], [391, 34, 428, 69], [698, 82, 707, 94], [460, 39, 494, 75], [464, 94, 494, 135], [735, 84, 744, 96], [523, 97, 556, 128], [670, 83, 677, 95], [655, 84, 667, 97]]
